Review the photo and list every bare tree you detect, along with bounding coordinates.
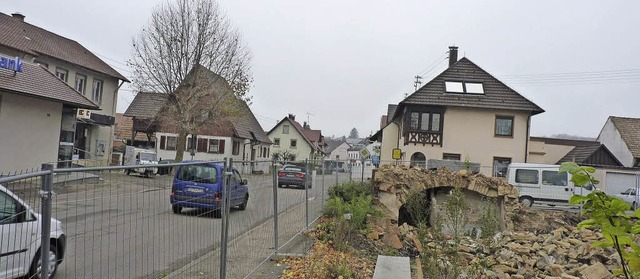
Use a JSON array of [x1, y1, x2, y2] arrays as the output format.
[[130, 0, 252, 162]]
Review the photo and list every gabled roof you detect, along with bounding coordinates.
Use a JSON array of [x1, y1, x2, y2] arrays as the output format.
[[609, 116, 640, 158], [123, 66, 270, 144], [324, 139, 349, 154], [0, 12, 128, 81], [302, 129, 322, 142], [529, 136, 598, 147], [387, 104, 398, 123], [399, 57, 544, 117], [0, 62, 98, 109], [123, 92, 167, 118], [557, 143, 623, 167], [268, 117, 319, 151]]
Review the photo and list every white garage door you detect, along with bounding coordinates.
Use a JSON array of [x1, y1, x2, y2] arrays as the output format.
[[605, 172, 639, 195]]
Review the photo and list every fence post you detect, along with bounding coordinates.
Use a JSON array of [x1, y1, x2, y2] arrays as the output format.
[[321, 158, 325, 208], [40, 163, 54, 279], [220, 159, 230, 279], [305, 159, 309, 229], [272, 159, 279, 254], [335, 160, 339, 186], [361, 158, 365, 182]]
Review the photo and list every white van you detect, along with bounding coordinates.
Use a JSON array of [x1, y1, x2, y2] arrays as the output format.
[[0, 184, 66, 279], [506, 163, 596, 207]]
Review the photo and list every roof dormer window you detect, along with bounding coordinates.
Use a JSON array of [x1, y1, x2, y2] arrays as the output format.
[[444, 81, 484, 94]]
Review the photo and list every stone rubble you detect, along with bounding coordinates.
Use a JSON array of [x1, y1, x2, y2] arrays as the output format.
[[369, 165, 624, 278]]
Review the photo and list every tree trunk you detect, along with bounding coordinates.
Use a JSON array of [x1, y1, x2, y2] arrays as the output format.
[[174, 130, 188, 162]]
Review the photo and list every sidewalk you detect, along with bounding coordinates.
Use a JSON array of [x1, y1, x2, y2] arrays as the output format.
[[165, 199, 319, 279]]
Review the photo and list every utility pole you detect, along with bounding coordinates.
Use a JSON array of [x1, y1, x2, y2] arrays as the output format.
[[414, 75, 423, 91]]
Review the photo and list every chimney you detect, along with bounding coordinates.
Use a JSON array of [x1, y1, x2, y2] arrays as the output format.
[[448, 46, 458, 67], [11, 12, 25, 21], [287, 113, 295, 121], [303, 121, 310, 129]]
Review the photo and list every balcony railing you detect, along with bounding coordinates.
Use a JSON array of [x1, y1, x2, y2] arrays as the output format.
[[404, 131, 443, 146]]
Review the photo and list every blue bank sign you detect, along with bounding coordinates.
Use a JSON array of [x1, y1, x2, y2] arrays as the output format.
[[0, 56, 23, 72]]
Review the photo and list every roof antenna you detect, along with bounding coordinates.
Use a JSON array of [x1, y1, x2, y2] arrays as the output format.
[[306, 112, 314, 125]]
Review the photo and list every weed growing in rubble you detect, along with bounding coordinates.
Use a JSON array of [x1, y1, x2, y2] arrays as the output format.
[[478, 197, 500, 239], [404, 189, 430, 226], [444, 187, 469, 240], [563, 162, 640, 279]]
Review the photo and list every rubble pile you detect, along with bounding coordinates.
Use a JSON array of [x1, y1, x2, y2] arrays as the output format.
[[369, 165, 622, 278]]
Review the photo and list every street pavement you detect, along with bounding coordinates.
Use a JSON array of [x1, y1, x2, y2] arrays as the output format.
[[43, 170, 353, 278]]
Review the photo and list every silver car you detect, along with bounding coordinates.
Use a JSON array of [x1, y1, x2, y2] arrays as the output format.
[[616, 188, 639, 210]]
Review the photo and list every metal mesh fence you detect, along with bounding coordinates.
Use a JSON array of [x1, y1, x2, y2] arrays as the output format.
[[4, 158, 637, 278]]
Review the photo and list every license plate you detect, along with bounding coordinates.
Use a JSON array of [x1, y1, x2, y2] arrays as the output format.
[[287, 174, 295, 177], [187, 188, 204, 193]]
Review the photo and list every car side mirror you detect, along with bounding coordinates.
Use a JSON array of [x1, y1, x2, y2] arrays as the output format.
[[241, 179, 248, 185]]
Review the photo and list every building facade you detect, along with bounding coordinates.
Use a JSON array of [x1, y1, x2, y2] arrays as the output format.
[[268, 114, 326, 162], [374, 46, 544, 177], [0, 12, 129, 167]]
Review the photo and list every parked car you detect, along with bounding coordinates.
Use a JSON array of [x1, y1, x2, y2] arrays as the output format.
[[507, 163, 596, 207], [616, 188, 638, 210], [170, 162, 249, 218], [1, 184, 66, 279], [157, 159, 176, 175], [277, 164, 312, 189]]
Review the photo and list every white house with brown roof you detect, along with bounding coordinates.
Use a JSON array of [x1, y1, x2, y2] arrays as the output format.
[[597, 116, 640, 168], [0, 12, 129, 167], [124, 66, 271, 174], [267, 114, 326, 162], [0, 60, 98, 171], [372, 46, 544, 177]]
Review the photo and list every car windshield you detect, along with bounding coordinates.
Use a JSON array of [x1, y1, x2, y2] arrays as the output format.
[[177, 165, 217, 184], [140, 153, 156, 161], [622, 188, 637, 195]]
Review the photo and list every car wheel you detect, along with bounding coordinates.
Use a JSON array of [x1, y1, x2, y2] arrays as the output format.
[[172, 205, 182, 214], [29, 243, 58, 279], [519, 196, 534, 207], [213, 209, 222, 218], [238, 194, 248, 210], [633, 202, 637, 210], [125, 169, 131, 175]]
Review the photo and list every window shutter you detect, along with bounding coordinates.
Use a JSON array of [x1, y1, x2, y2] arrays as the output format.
[[197, 138, 207, 153], [160, 136, 166, 150], [218, 140, 225, 154]]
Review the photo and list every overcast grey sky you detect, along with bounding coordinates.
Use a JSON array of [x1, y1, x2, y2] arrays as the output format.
[[5, 1, 640, 138]]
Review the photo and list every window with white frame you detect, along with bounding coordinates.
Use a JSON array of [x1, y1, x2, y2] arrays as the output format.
[[283, 125, 290, 134], [274, 138, 280, 146], [444, 81, 484, 94], [75, 74, 87, 94], [56, 68, 68, 82], [209, 139, 220, 153], [92, 79, 103, 104]]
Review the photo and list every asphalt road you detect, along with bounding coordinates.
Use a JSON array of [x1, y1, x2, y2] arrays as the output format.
[[48, 171, 353, 278]]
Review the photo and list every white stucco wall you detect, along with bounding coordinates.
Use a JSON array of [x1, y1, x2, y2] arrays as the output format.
[[326, 142, 350, 161], [0, 92, 62, 172], [388, 107, 530, 176], [597, 119, 634, 167], [268, 120, 313, 161], [380, 122, 399, 163]]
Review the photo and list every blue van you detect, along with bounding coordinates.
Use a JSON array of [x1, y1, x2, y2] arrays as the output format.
[[170, 162, 249, 218]]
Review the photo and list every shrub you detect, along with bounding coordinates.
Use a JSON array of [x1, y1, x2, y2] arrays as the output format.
[[404, 190, 430, 226], [328, 181, 372, 203], [478, 197, 500, 239], [327, 262, 353, 279]]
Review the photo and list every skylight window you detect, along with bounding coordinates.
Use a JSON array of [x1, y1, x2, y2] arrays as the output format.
[[444, 81, 485, 94], [465, 82, 484, 94], [445, 81, 464, 93]]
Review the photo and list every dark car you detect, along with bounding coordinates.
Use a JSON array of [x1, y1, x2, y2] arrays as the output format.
[[157, 159, 175, 175], [277, 164, 312, 189], [170, 161, 249, 218]]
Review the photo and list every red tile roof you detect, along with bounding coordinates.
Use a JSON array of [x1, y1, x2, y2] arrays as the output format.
[[0, 12, 128, 81]]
